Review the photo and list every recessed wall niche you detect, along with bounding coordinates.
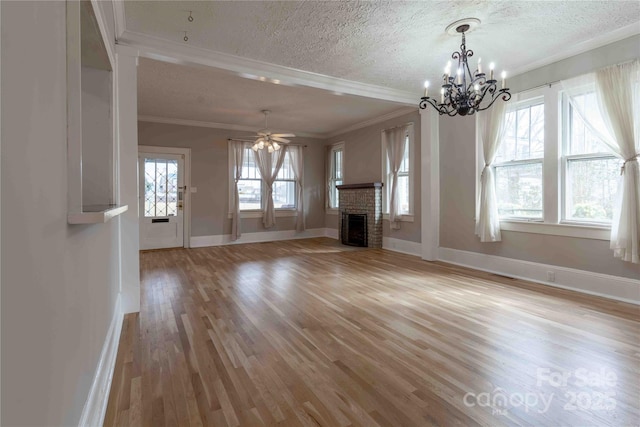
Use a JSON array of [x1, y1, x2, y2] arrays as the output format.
[[66, 1, 127, 223]]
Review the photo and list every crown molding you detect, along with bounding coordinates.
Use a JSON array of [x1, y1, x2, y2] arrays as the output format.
[[324, 107, 417, 139], [509, 22, 640, 78], [112, 0, 127, 41], [117, 30, 416, 105], [138, 115, 325, 139]]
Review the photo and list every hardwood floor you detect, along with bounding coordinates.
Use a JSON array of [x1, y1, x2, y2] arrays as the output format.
[[104, 238, 640, 426]]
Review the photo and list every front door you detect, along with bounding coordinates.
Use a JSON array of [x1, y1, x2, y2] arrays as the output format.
[[139, 152, 185, 250]]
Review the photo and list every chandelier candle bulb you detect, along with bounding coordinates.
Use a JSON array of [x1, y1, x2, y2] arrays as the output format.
[[489, 62, 495, 80], [440, 87, 445, 104], [501, 71, 506, 89], [424, 81, 430, 97], [477, 58, 482, 74], [457, 68, 462, 85]]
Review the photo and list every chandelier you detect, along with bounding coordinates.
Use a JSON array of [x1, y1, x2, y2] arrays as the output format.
[[420, 20, 511, 116], [250, 110, 295, 152]]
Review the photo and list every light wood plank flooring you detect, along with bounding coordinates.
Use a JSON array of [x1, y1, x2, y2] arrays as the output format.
[[105, 238, 639, 426]]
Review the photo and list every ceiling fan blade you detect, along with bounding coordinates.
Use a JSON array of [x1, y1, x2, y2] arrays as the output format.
[[271, 136, 290, 143], [271, 133, 295, 138]]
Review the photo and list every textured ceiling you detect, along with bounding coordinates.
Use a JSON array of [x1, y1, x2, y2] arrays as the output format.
[[125, 1, 640, 93], [137, 58, 410, 135], [130, 1, 639, 135]]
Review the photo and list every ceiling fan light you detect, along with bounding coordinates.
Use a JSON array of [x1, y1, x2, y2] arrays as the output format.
[[258, 141, 264, 149], [267, 145, 274, 153], [251, 144, 259, 152], [272, 142, 280, 150]]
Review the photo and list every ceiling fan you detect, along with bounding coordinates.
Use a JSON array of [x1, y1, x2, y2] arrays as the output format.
[[250, 110, 295, 152]]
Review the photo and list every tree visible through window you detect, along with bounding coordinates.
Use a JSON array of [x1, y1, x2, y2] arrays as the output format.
[[564, 92, 621, 223], [494, 101, 544, 220]]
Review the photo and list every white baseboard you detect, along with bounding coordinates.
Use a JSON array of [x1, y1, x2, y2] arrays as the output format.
[[383, 237, 422, 257], [78, 296, 124, 427], [438, 247, 640, 305], [191, 228, 329, 247], [325, 228, 339, 239]]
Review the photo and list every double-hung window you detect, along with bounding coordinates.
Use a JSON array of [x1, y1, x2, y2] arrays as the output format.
[[382, 123, 414, 218], [480, 80, 623, 239], [274, 151, 296, 209], [327, 142, 344, 210], [235, 147, 297, 212], [237, 147, 262, 211], [494, 99, 545, 220], [563, 91, 621, 224]]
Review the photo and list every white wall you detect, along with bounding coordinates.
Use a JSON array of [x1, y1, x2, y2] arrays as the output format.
[[1, 2, 124, 425]]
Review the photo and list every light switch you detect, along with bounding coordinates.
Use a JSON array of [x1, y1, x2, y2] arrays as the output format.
[[190, 187, 197, 193]]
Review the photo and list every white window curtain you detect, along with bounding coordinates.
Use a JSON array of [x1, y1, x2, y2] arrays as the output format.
[[475, 100, 509, 242], [327, 146, 336, 208], [230, 140, 245, 241], [564, 60, 639, 263], [253, 147, 287, 228], [288, 145, 305, 232], [383, 125, 409, 230]]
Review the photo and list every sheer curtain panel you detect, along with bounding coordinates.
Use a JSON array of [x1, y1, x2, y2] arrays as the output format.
[[564, 60, 639, 263], [288, 146, 305, 232], [254, 148, 287, 228], [383, 125, 408, 230], [476, 100, 508, 242], [230, 141, 245, 241]]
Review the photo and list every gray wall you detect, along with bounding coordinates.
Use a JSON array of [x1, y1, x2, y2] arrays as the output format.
[[439, 36, 640, 280], [2, 2, 122, 425], [138, 121, 326, 236], [325, 110, 422, 243]]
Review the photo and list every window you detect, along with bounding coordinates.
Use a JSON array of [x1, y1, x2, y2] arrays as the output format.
[[563, 92, 622, 223], [328, 143, 344, 209], [143, 158, 178, 217], [382, 124, 414, 217], [238, 147, 262, 210], [274, 151, 296, 209], [234, 147, 297, 212], [494, 100, 545, 220], [478, 82, 623, 239]]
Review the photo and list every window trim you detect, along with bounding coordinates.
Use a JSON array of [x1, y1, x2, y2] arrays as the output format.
[[382, 123, 415, 219], [326, 141, 344, 214], [475, 84, 614, 241]]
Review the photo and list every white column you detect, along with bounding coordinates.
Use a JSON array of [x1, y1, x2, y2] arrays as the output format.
[[420, 108, 440, 261], [116, 46, 140, 313]]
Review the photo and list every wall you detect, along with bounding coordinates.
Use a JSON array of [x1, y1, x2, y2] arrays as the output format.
[[439, 36, 640, 281], [1, 1, 123, 425], [81, 66, 113, 206], [138, 121, 326, 238], [325, 110, 422, 243]]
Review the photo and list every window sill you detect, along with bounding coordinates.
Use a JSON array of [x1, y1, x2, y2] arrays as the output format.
[[68, 204, 128, 224], [227, 210, 297, 219], [382, 213, 414, 222], [326, 208, 339, 215], [500, 220, 610, 240]]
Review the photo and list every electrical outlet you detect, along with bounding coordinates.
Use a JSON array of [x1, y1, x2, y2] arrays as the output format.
[[547, 271, 555, 282]]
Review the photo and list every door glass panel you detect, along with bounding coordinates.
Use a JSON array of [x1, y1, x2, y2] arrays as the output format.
[[144, 158, 178, 217]]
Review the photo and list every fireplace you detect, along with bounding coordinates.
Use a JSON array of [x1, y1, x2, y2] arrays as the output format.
[[342, 213, 367, 247], [336, 182, 383, 248]]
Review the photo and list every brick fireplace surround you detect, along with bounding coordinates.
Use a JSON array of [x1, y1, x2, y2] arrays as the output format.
[[337, 182, 383, 248]]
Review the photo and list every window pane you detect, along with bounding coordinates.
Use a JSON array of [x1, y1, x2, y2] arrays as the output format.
[[334, 150, 343, 180], [495, 162, 543, 219], [243, 148, 260, 179], [566, 157, 621, 222], [495, 102, 544, 163], [396, 174, 410, 214], [568, 94, 610, 155], [277, 152, 294, 180], [238, 179, 261, 210], [273, 181, 296, 209], [144, 158, 178, 217], [399, 137, 410, 173]]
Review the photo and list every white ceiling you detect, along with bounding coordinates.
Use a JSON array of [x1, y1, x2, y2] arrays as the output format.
[[128, 1, 640, 136], [137, 58, 411, 136]]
